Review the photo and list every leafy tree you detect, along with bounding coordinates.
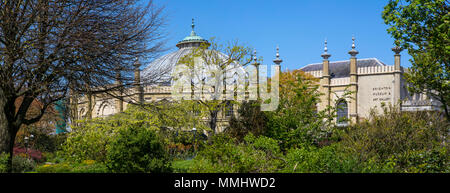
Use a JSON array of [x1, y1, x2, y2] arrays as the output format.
[[382, 0, 449, 119], [265, 70, 341, 150], [176, 40, 253, 135], [0, 0, 167, 172]]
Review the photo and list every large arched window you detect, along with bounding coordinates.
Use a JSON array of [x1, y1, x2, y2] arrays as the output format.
[[225, 101, 234, 117], [336, 100, 348, 126]]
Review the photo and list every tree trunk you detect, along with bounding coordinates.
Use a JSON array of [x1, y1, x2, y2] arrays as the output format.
[[0, 90, 17, 173], [440, 95, 450, 121], [208, 110, 219, 140]]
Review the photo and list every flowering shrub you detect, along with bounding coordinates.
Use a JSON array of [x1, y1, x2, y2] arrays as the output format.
[[13, 147, 43, 162]]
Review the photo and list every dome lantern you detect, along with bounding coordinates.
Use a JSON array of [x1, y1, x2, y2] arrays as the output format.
[[176, 19, 210, 49]]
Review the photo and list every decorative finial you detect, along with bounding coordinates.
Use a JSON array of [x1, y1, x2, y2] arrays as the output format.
[[190, 18, 197, 36], [352, 35, 356, 49], [321, 39, 331, 59], [392, 40, 403, 55], [348, 35, 359, 57], [273, 45, 283, 65]]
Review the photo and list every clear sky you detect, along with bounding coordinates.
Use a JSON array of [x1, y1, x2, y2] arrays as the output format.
[[152, 0, 412, 70]]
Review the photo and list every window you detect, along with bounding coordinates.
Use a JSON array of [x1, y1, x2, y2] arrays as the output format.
[[225, 102, 234, 117], [336, 100, 348, 126]]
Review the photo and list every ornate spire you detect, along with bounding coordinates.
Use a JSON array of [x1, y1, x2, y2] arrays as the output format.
[[273, 46, 283, 65], [190, 18, 196, 36], [348, 35, 359, 57], [321, 39, 331, 59]]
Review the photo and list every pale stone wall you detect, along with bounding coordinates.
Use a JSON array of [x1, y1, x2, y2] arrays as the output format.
[[306, 66, 401, 120], [357, 73, 395, 118]]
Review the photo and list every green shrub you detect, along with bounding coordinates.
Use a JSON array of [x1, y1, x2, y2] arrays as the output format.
[[190, 134, 284, 173], [0, 153, 9, 173], [282, 144, 362, 173], [389, 147, 449, 173], [340, 104, 449, 173], [106, 125, 172, 173], [59, 105, 161, 163], [12, 156, 36, 173]]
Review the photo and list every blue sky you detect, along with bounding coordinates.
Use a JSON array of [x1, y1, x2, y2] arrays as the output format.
[[152, 0, 412, 70]]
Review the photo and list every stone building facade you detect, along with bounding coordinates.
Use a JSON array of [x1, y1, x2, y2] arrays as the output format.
[[73, 21, 441, 128], [302, 38, 441, 125]]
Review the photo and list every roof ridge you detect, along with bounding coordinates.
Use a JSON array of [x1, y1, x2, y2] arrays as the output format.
[[301, 58, 383, 69]]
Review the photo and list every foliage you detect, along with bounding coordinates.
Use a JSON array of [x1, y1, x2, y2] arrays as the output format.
[[172, 159, 196, 173], [382, 0, 450, 119], [11, 155, 37, 173], [0, 153, 8, 173], [154, 100, 209, 134], [264, 70, 342, 150], [226, 100, 268, 141], [106, 125, 172, 173], [190, 133, 284, 173], [176, 39, 253, 134], [282, 144, 362, 173], [0, 0, 166, 173], [340, 104, 449, 172], [388, 147, 449, 173], [13, 147, 43, 163], [59, 105, 161, 163], [35, 160, 108, 173]]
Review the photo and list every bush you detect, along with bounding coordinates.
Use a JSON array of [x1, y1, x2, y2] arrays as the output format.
[[340, 104, 449, 173], [226, 101, 268, 142], [59, 118, 118, 163], [12, 155, 36, 173], [388, 147, 449, 173], [282, 144, 362, 173], [190, 134, 284, 173], [13, 147, 43, 163], [106, 125, 172, 173], [0, 153, 8, 173]]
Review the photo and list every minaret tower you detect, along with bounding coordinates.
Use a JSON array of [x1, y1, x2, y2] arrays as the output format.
[[115, 71, 123, 113], [392, 44, 403, 104], [273, 46, 283, 79], [348, 36, 359, 123], [320, 39, 331, 112], [252, 49, 260, 99]]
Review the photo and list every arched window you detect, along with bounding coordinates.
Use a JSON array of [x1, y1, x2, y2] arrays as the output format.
[[336, 100, 348, 126], [225, 102, 234, 117]]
